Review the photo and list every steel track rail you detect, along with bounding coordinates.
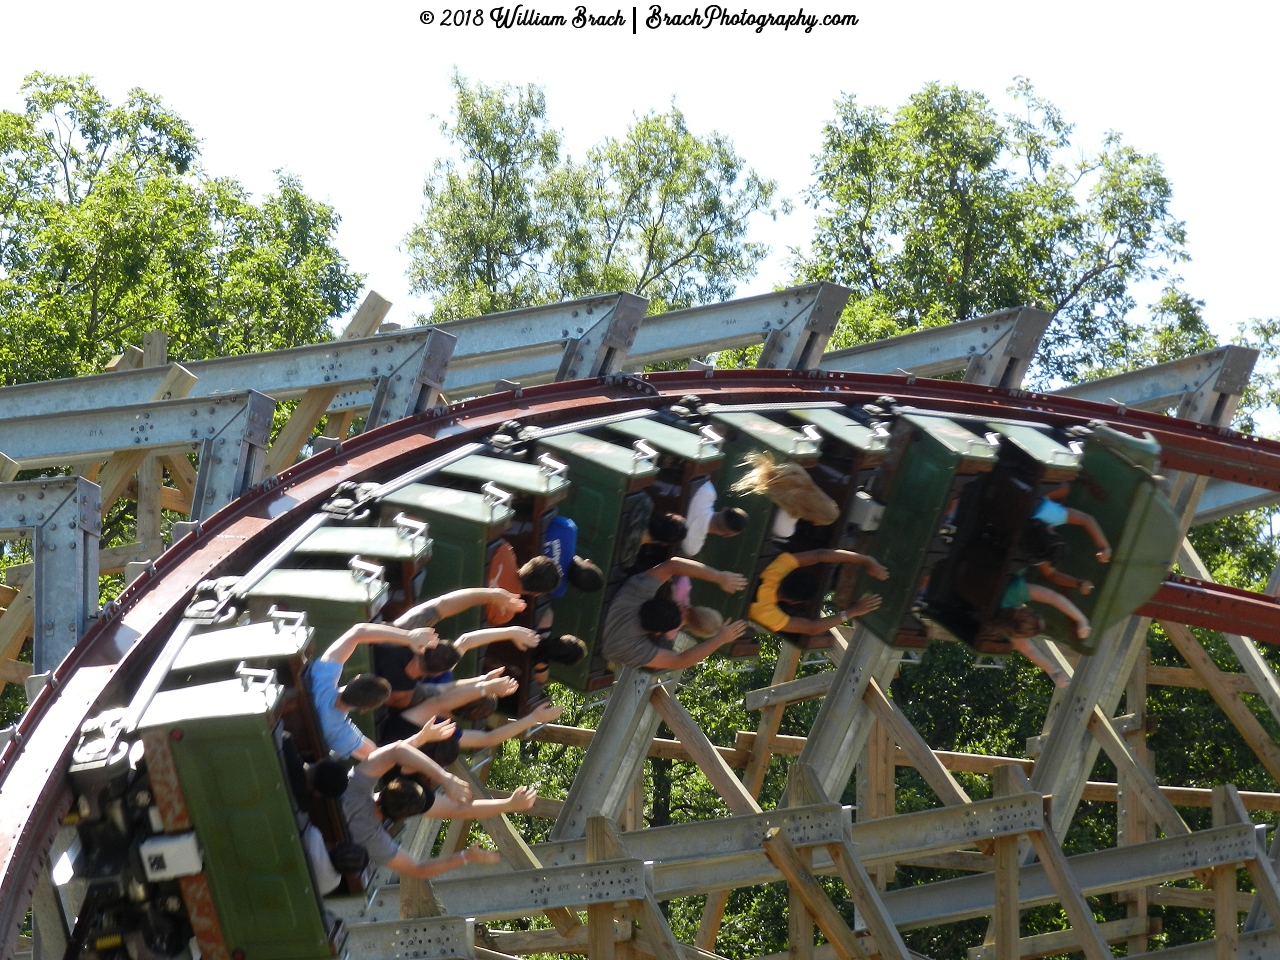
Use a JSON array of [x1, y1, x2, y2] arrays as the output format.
[[4, 368, 1280, 952]]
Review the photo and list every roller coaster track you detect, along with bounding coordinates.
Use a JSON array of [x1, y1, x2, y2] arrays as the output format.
[[6, 366, 1280, 957]]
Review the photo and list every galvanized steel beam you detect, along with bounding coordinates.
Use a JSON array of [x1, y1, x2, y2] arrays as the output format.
[[0, 478, 101, 673], [1054, 345, 1258, 414], [628, 284, 850, 369], [818, 306, 1050, 387]]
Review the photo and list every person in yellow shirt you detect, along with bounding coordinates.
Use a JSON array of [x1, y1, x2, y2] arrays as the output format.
[[748, 549, 888, 636]]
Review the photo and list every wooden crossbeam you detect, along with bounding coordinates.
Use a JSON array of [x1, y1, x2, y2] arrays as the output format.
[[1214, 785, 1280, 929], [1087, 707, 1190, 838], [762, 826, 865, 960], [863, 677, 970, 808], [649, 686, 760, 817], [1162, 621, 1280, 784]]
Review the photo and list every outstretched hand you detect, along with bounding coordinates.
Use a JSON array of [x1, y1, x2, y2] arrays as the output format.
[[489, 590, 527, 621], [443, 776, 472, 804], [716, 620, 749, 646], [411, 717, 456, 745], [531, 702, 563, 724], [507, 626, 540, 651], [507, 785, 538, 811], [463, 844, 502, 866], [1076, 620, 1091, 640], [865, 559, 890, 581], [716, 570, 748, 593], [407, 627, 439, 653], [482, 675, 519, 698], [844, 593, 882, 619]]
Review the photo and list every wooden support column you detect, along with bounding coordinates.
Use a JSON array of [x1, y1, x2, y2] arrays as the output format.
[[137, 331, 167, 544], [988, 765, 1023, 960], [1119, 648, 1152, 954], [783, 764, 829, 960], [588, 817, 626, 960], [399, 814, 445, 920], [857, 713, 896, 890], [826, 823, 911, 960], [1087, 706, 1189, 838], [1210, 789, 1240, 960], [697, 643, 801, 949], [1025, 822, 1114, 960]]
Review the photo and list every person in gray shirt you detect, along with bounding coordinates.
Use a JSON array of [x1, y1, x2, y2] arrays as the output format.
[[602, 557, 748, 670], [342, 725, 536, 878]]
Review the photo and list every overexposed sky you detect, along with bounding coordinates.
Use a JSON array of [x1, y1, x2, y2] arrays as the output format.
[[2, 1, 1275, 340]]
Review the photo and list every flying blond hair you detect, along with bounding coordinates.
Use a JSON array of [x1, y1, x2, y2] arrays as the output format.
[[684, 605, 725, 639], [730, 451, 839, 526]]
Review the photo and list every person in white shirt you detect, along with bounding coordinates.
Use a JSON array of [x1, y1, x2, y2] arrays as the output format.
[[679, 481, 749, 556]]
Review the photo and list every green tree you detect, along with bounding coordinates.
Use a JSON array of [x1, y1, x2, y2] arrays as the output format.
[[0, 72, 362, 384], [404, 75, 781, 321], [796, 79, 1189, 384]]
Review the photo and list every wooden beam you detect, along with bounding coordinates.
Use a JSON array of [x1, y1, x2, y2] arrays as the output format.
[[863, 677, 970, 808], [103, 345, 144, 372], [1087, 707, 1190, 838], [0, 580, 35, 669], [743, 671, 833, 711], [1214, 784, 1280, 931], [649, 686, 760, 817], [826, 824, 912, 960], [1162, 621, 1280, 784], [1147, 664, 1257, 694], [0, 659, 32, 685], [1025, 824, 1115, 960], [761, 827, 866, 960], [136, 331, 169, 546], [160, 454, 198, 503], [123, 479, 193, 515], [588, 817, 627, 960], [990, 766, 1022, 960], [967, 918, 1153, 960], [399, 814, 445, 920], [97, 449, 150, 512], [1151, 886, 1254, 912], [0, 452, 18, 482], [785, 764, 823, 960], [343, 290, 394, 340]]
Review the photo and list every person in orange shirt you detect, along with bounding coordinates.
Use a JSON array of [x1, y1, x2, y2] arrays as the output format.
[[748, 549, 888, 636]]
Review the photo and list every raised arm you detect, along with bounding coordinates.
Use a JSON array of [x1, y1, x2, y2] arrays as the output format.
[[458, 703, 563, 748], [766, 593, 883, 637], [356, 741, 471, 802], [454, 625, 540, 655], [1035, 561, 1093, 595], [1026, 583, 1091, 640], [643, 621, 749, 671], [430, 785, 539, 821], [394, 588, 526, 628], [385, 844, 502, 880], [790, 549, 889, 579], [1063, 508, 1112, 562], [321, 623, 437, 665], [649, 558, 747, 593]]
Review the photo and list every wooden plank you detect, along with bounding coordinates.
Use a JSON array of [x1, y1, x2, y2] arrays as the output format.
[[827, 824, 912, 960], [649, 686, 761, 817], [1025, 825, 1115, 960], [161, 454, 199, 502], [0, 580, 35, 666], [761, 827, 865, 960], [967, 918, 1152, 960], [0, 659, 32, 685], [1120, 647, 1152, 956], [785, 763, 823, 960], [123, 479, 193, 515], [1147, 664, 1257, 694], [104, 345, 145, 371], [263, 385, 342, 477], [0, 452, 18, 482], [743, 671, 834, 712], [97, 449, 151, 512], [0, 585, 17, 608], [343, 290, 394, 339], [1087, 706, 1190, 838], [1151, 886, 1254, 912], [990, 766, 1022, 960], [1162, 621, 1280, 784], [863, 677, 970, 808], [1214, 862, 1238, 960]]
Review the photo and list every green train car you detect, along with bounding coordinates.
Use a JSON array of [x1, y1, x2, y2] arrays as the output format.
[[51, 397, 1181, 960]]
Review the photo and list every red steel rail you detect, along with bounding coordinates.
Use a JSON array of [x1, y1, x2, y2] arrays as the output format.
[[2, 368, 1280, 953]]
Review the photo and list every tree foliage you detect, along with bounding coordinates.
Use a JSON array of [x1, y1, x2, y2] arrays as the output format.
[[404, 74, 782, 321], [795, 79, 1190, 384], [0, 72, 363, 384]]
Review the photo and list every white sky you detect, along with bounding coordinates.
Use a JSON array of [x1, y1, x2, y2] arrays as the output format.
[[3, 0, 1276, 342]]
